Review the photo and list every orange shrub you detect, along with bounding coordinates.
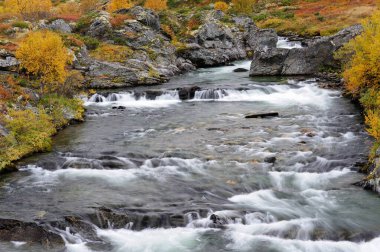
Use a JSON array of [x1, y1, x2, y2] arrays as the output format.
[[214, 1, 229, 12], [107, 0, 133, 13], [144, 0, 167, 11], [161, 24, 176, 41], [0, 23, 11, 34], [16, 30, 73, 91], [55, 14, 82, 22], [110, 14, 133, 27], [55, 1, 81, 16], [0, 85, 12, 100], [4, 0, 52, 20], [80, 0, 100, 13], [366, 110, 380, 141], [187, 18, 200, 31]]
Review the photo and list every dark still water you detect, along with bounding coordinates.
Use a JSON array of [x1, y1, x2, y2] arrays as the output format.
[[1, 61, 380, 252]]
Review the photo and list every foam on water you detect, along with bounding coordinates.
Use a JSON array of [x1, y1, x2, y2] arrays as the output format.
[[96, 227, 212, 252], [192, 83, 334, 108], [268, 169, 352, 190], [85, 91, 180, 108], [23, 157, 209, 186], [277, 37, 303, 49], [85, 81, 335, 109], [226, 233, 380, 252]]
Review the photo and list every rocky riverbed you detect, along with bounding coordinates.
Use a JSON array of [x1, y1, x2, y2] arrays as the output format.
[[0, 60, 379, 251]]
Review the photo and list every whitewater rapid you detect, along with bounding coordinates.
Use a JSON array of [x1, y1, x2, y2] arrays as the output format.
[[1, 60, 378, 252]]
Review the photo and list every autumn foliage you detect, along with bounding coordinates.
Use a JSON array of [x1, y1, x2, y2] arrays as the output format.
[[338, 11, 380, 143], [231, 0, 256, 14], [214, 1, 229, 12], [338, 11, 380, 95], [144, 0, 167, 11], [107, 0, 133, 13], [4, 0, 52, 20], [16, 30, 73, 92]]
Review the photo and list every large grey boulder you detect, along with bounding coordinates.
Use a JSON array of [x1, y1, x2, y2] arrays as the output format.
[[250, 48, 289, 75], [87, 11, 111, 37], [245, 27, 278, 50], [47, 19, 72, 33], [250, 25, 363, 76], [119, 6, 160, 31], [0, 57, 19, 69], [86, 60, 140, 88], [178, 22, 247, 67]]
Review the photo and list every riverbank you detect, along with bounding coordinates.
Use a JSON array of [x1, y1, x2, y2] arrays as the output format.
[[0, 6, 367, 176]]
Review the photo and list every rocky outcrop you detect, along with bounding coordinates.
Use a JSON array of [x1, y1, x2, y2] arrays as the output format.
[[176, 15, 277, 67], [0, 56, 19, 69], [357, 148, 380, 193], [0, 219, 64, 250], [250, 25, 363, 76], [87, 11, 112, 37], [46, 19, 72, 33], [178, 22, 247, 67], [77, 7, 183, 87]]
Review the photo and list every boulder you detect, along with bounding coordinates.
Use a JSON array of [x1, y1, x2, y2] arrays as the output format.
[[86, 60, 140, 88], [47, 19, 72, 33], [87, 11, 111, 37], [233, 68, 249, 72], [264, 156, 276, 164], [125, 6, 160, 31], [250, 25, 363, 76], [0, 57, 19, 69], [178, 86, 201, 100], [0, 219, 64, 249], [245, 27, 278, 50], [178, 22, 247, 67], [245, 112, 279, 118], [176, 57, 196, 72]]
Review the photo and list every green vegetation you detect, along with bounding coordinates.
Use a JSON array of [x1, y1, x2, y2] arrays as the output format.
[[0, 108, 55, 169], [337, 10, 380, 176]]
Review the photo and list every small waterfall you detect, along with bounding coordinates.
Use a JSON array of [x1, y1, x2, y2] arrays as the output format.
[[194, 89, 227, 100], [277, 37, 303, 49]]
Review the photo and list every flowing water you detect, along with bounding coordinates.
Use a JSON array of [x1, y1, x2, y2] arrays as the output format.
[[1, 60, 380, 252], [277, 37, 303, 49]]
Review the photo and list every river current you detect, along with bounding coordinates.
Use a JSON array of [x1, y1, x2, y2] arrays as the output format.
[[1, 60, 380, 252]]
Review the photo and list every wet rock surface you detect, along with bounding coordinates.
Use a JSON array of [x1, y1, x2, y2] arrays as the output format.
[[0, 219, 64, 250], [250, 25, 363, 76]]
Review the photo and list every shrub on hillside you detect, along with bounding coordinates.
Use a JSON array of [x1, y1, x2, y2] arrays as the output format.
[[16, 30, 73, 93], [0, 108, 56, 169], [231, 0, 256, 14], [107, 0, 133, 13], [4, 0, 52, 20], [144, 0, 168, 11], [337, 11, 380, 156], [337, 11, 380, 95], [214, 1, 229, 12]]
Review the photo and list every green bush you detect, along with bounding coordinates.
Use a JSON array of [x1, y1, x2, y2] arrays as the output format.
[[0, 108, 56, 169], [12, 21, 29, 29]]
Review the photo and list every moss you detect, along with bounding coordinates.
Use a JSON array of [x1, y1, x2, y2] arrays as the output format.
[[90, 43, 133, 63], [148, 68, 161, 79]]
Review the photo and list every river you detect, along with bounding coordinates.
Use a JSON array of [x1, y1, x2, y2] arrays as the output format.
[[1, 60, 380, 252]]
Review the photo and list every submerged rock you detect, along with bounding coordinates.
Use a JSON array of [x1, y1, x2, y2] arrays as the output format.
[[233, 68, 249, 72], [245, 112, 279, 118], [178, 86, 201, 100], [0, 219, 64, 249]]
